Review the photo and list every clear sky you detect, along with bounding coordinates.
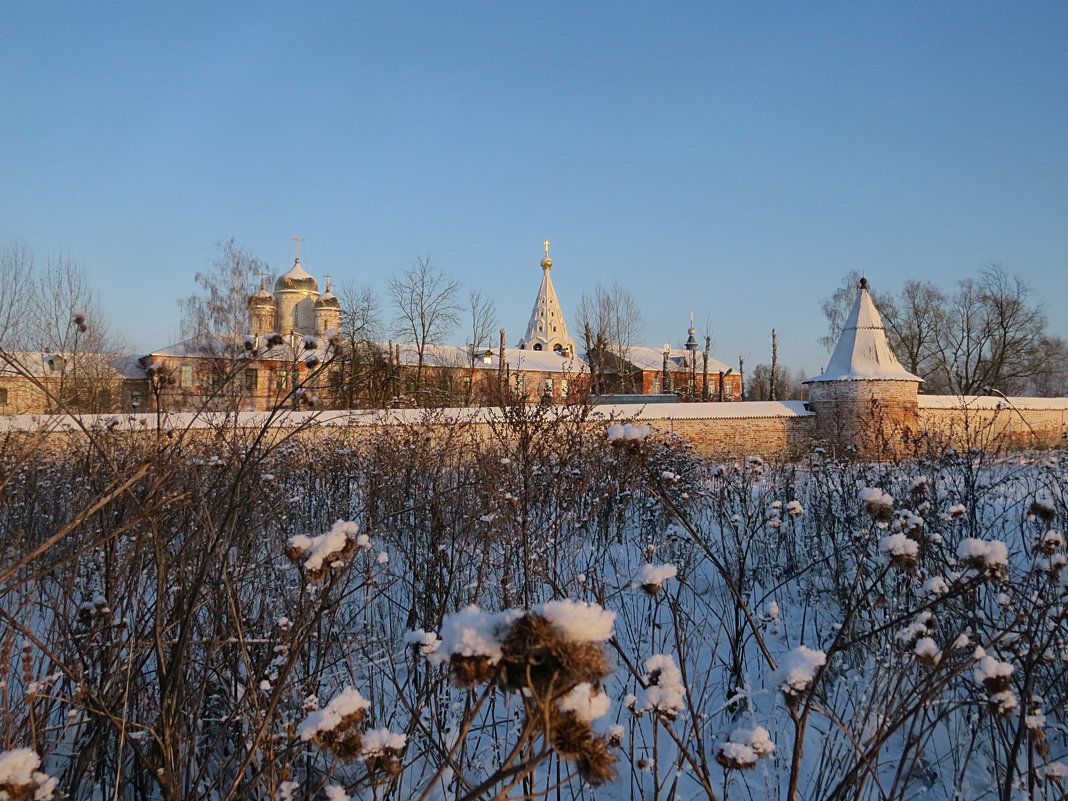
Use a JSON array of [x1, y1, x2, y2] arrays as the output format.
[[3, 1, 1067, 377]]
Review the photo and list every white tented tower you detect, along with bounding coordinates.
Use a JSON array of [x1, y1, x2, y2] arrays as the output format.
[[517, 240, 576, 355]]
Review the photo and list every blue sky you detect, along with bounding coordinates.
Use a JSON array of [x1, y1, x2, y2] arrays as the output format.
[[2, 1, 1066, 377]]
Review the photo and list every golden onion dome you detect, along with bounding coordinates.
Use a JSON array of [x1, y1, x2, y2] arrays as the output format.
[[315, 291, 340, 309], [274, 258, 319, 293], [248, 286, 275, 309], [540, 255, 552, 270]]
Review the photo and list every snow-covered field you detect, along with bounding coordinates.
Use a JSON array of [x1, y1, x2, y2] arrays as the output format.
[[0, 407, 1065, 800]]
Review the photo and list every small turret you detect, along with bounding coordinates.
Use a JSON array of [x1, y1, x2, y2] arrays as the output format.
[[315, 276, 342, 335], [248, 280, 277, 336]]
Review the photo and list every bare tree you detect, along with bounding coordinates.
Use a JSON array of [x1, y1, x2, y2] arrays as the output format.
[[747, 363, 805, 401], [328, 282, 388, 409], [179, 238, 268, 346], [819, 270, 896, 351], [464, 289, 498, 404], [577, 280, 644, 394], [938, 266, 1050, 395], [172, 240, 273, 411], [882, 279, 948, 388], [0, 241, 35, 348], [31, 254, 126, 412], [387, 254, 462, 400]]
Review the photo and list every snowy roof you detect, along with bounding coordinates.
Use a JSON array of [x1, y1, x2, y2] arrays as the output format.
[[805, 281, 922, 383], [0, 400, 811, 432], [396, 343, 589, 375], [147, 333, 334, 363], [0, 352, 130, 380], [274, 258, 319, 294], [626, 346, 732, 375], [918, 395, 1068, 411]]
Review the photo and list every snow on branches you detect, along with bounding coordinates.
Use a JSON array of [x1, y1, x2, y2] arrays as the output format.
[[772, 645, 827, 708], [286, 520, 371, 581], [429, 600, 619, 786], [0, 748, 59, 801]]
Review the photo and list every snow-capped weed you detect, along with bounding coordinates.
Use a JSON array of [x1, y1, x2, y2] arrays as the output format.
[[773, 645, 827, 708], [0, 748, 59, 800]]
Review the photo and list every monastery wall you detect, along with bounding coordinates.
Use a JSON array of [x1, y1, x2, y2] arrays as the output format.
[[917, 396, 1068, 451], [3, 397, 1066, 459]]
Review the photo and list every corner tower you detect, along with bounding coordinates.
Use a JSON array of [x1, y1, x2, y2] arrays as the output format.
[[804, 278, 922, 457], [517, 240, 576, 355]]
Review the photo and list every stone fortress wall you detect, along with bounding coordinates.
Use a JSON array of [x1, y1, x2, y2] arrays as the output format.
[[2, 281, 1065, 458]]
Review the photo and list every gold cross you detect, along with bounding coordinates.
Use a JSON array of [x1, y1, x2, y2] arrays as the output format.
[[291, 236, 304, 257], [543, 240, 550, 258], [323, 273, 333, 291], [256, 270, 271, 289]]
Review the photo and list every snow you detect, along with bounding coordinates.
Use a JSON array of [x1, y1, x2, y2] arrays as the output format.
[[879, 533, 919, 558], [773, 645, 827, 696], [1044, 761, 1067, 781], [804, 285, 922, 383], [1040, 530, 1064, 550], [974, 655, 1014, 685], [635, 563, 678, 590], [641, 654, 686, 716], [361, 728, 407, 756], [540, 599, 615, 642], [717, 741, 758, 767], [323, 784, 350, 801], [298, 687, 371, 740], [957, 538, 1009, 573], [914, 637, 942, 665], [287, 520, 369, 575], [924, 576, 950, 596], [607, 423, 652, 443], [557, 682, 611, 721], [918, 395, 1068, 411], [859, 487, 894, 507], [433, 605, 517, 664], [0, 748, 57, 800], [727, 726, 775, 757], [786, 500, 804, 517], [404, 628, 442, 656]]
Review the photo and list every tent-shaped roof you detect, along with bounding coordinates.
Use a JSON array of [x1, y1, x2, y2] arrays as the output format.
[[517, 243, 576, 353], [806, 279, 922, 384]]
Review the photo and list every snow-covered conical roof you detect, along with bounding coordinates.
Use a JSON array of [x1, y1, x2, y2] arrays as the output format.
[[518, 242, 575, 353], [805, 279, 922, 383]]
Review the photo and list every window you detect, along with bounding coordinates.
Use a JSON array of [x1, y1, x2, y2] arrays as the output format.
[[277, 370, 288, 391], [245, 369, 258, 391], [0, 388, 7, 405], [544, 378, 554, 396], [560, 379, 568, 397], [130, 391, 143, 408], [181, 366, 193, 387], [652, 376, 661, 393]]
